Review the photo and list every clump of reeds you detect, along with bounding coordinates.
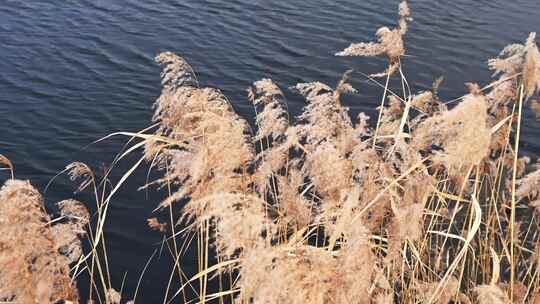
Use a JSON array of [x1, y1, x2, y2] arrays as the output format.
[[0, 157, 127, 304], [130, 0, 540, 302], [2, 0, 532, 302], [0, 178, 89, 303]]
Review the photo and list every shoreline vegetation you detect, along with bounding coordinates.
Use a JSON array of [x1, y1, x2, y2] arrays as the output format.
[[3, 0, 540, 303]]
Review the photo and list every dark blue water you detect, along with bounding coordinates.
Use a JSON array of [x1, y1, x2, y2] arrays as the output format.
[[1, 0, 539, 302]]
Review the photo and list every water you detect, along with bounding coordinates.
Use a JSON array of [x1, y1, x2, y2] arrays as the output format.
[[1, 0, 539, 302]]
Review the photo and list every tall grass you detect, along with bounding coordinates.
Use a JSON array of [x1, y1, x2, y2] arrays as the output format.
[[3, 0, 540, 303], [0, 158, 125, 303], [0, 177, 89, 303], [133, 1, 540, 303]]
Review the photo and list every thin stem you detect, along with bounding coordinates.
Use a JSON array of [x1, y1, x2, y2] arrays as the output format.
[[510, 84, 525, 301]]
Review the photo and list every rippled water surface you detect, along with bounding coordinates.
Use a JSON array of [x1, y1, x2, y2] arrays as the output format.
[[1, 0, 540, 302]]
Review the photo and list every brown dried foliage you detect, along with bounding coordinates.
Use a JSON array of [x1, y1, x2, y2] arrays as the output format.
[[0, 180, 88, 303]]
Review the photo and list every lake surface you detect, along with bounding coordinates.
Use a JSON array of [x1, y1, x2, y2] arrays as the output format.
[[1, 0, 539, 302]]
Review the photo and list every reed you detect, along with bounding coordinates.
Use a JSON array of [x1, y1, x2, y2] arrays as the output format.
[[3, 0, 540, 303], [135, 1, 540, 303], [0, 154, 128, 303], [0, 175, 89, 303]]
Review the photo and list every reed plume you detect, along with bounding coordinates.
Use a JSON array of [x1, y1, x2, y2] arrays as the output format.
[[336, 0, 411, 77], [412, 89, 491, 175], [0, 180, 88, 303]]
